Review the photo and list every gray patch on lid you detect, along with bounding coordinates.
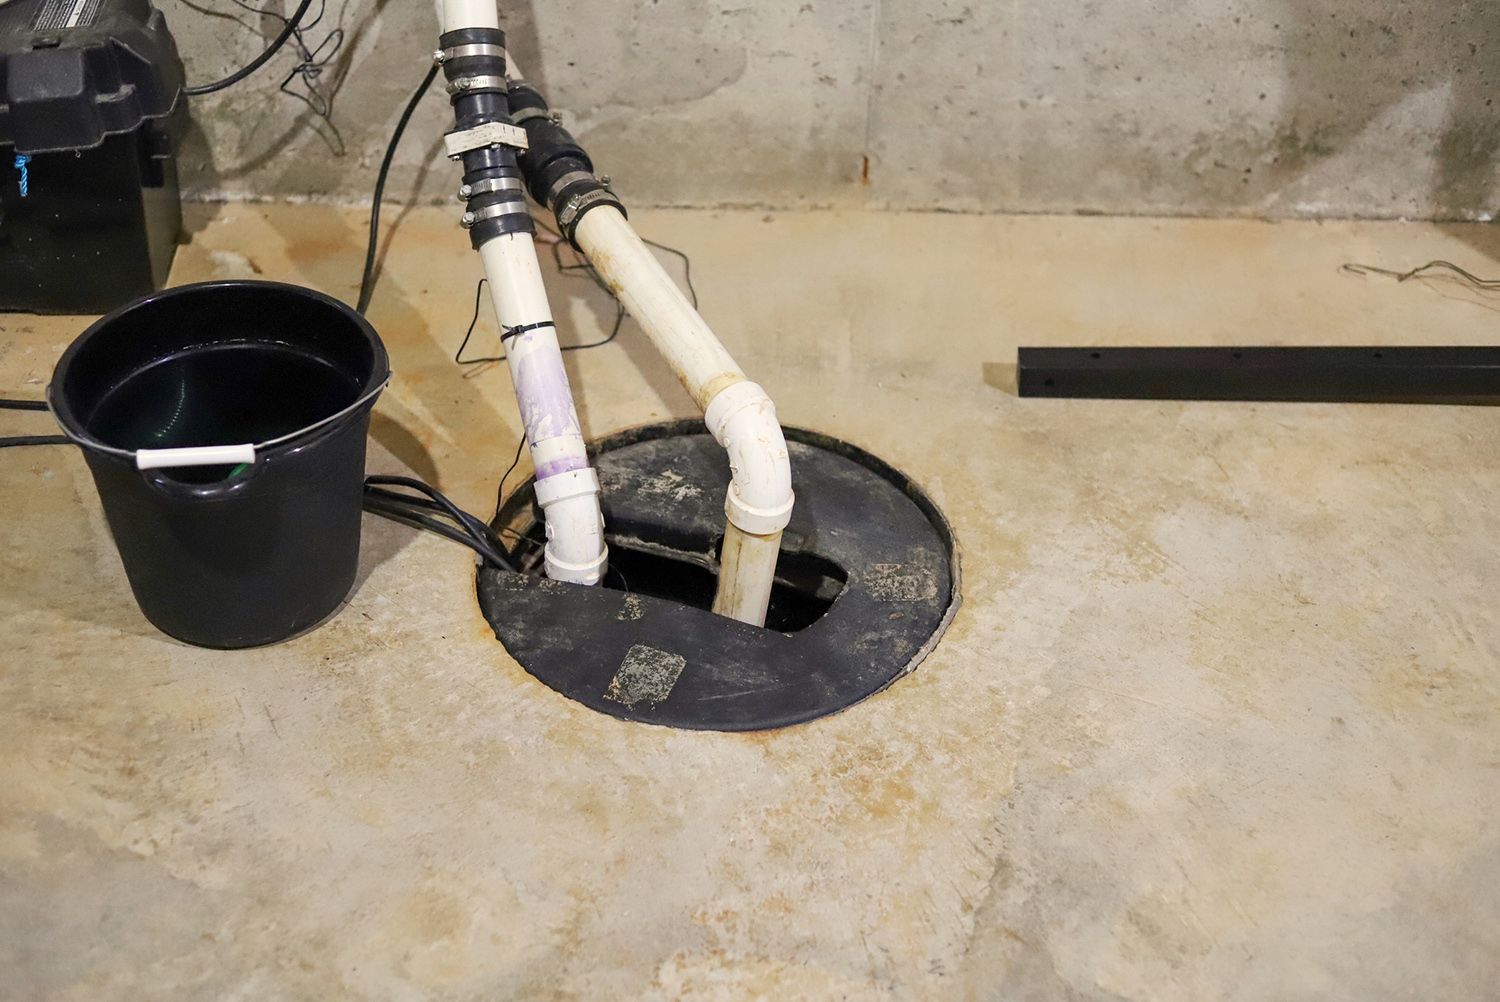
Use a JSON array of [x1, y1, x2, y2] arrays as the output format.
[[604, 644, 687, 708], [864, 563, 939, 602]]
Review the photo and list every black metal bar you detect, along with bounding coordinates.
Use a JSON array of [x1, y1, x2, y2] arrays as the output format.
[[1017, 347, 1500, 406]]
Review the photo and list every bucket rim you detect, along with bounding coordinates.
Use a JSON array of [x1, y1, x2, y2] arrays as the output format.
[[48, 280, 390, 468]]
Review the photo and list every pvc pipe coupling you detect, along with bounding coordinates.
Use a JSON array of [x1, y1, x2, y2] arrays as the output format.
[[704, 381, 795, 536], [533, 466, 608, 585]]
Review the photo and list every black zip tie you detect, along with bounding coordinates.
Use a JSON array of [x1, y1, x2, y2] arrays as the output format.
[[500, 320, 557, 343]]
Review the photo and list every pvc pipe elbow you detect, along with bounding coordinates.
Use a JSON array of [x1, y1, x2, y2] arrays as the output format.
[[534, 468, 608, 585], [704, 381, 794, 536]]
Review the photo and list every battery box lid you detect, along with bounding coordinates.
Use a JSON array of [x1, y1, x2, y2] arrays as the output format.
[[0, 0, 185, 154]]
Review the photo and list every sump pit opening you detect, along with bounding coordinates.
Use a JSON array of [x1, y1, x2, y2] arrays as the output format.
[[509, 525, 848, 634]]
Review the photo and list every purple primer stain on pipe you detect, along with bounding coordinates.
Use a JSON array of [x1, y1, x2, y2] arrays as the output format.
[[511, 330, 588, 479], [536, 456, 587, 479]]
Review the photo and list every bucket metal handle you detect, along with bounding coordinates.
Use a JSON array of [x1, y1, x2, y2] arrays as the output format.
[[47, 373, 392, 470]]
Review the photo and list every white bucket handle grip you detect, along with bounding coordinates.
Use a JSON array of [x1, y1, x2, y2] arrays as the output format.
[[135, 445, 257, 471]]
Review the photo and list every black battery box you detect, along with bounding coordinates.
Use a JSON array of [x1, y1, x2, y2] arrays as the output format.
[[0, 0, 186, 314]]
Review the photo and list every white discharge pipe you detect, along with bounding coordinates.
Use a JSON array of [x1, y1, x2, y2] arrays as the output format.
[[442, 0, 607, 586], [574, 206, 794, 626], [438, 0, 497, 31], [478, 236, 607, 585]]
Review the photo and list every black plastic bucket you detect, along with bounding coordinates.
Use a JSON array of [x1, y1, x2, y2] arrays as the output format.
[[49, 281, 389, 648]]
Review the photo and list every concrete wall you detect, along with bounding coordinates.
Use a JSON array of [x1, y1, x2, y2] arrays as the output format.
[[169, 0, 1500, 220]]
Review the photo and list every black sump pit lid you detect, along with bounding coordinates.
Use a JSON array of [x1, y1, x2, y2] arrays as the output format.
[[479, 422, 960, 731]]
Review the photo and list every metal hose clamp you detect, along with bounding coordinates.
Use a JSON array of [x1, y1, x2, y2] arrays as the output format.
[[446, 74, 509, 95], [457, 176, 525, 201], [546, 170, 599, 211], [435, 42, 507, 64], [510, 106, 549, 126], [556, 187, 621, 234], [460, 201, 531, 229]]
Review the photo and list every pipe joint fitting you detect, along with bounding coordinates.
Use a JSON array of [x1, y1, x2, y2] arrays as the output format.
[[535, 469, 608, 585], [705, 381, 777, 447], [704, 381, 794, 535], [533, 467, 600, 508], [543, 544, 608, 585], [723, 482, 795, 535]]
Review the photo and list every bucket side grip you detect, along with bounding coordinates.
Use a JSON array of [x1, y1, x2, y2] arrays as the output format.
[[136, 445, 256, 470]]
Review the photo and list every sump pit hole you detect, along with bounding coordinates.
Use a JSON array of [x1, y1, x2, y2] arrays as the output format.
[[510, 527, 847, 633]]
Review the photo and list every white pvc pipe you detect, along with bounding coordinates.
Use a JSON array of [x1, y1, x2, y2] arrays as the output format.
[[575, 207, 747, 410], [574, 206, 794, 625], [702, 381, 794, 622], [714, 526, 782, 623], [440, 0, 499, 32], [478, 234, 608, 585], [437, 3, 605, 585]]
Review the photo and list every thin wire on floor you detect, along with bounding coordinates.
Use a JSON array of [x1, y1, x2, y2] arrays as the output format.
[[454, 221, 698, 371], [1342, 259, 1500, 290]]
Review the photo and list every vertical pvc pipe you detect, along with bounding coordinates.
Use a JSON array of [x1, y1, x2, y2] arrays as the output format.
[[440, 0, 499, 31], [438, 1, 606, 585], [713, 526, 784, 624], [478, 233, 607, 585]]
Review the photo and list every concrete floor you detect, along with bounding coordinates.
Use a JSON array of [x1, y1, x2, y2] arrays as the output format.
[[1, 205, 1498, 1000]]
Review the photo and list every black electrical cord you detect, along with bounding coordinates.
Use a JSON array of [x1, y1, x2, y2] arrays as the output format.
[[1343, 259, 1500, 289], [362, 475, 517, 572], [494, 437, 526, 515], [364, 496, 504, 566], [356, 62, 441, 315], [366, 488, 503, 554], [362, 496, 509, 564], [1, 398, 65, 448], [183, 0, 317, 97], [0, 435, 67, 449], [366, 475, 508, 556]]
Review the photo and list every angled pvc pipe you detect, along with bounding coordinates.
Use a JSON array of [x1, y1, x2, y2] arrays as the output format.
[[572, 206, 794, 625]]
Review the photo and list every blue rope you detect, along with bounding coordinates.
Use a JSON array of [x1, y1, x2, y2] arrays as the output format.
[[13, 155, 29, 198]]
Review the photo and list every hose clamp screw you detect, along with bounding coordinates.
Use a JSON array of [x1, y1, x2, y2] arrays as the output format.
[[458, 184, 474, 200], [432, 49, 446, 64], [599, 174, 612, 188], [548, 112, 563, 125], [460, 211, 477, 228]]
